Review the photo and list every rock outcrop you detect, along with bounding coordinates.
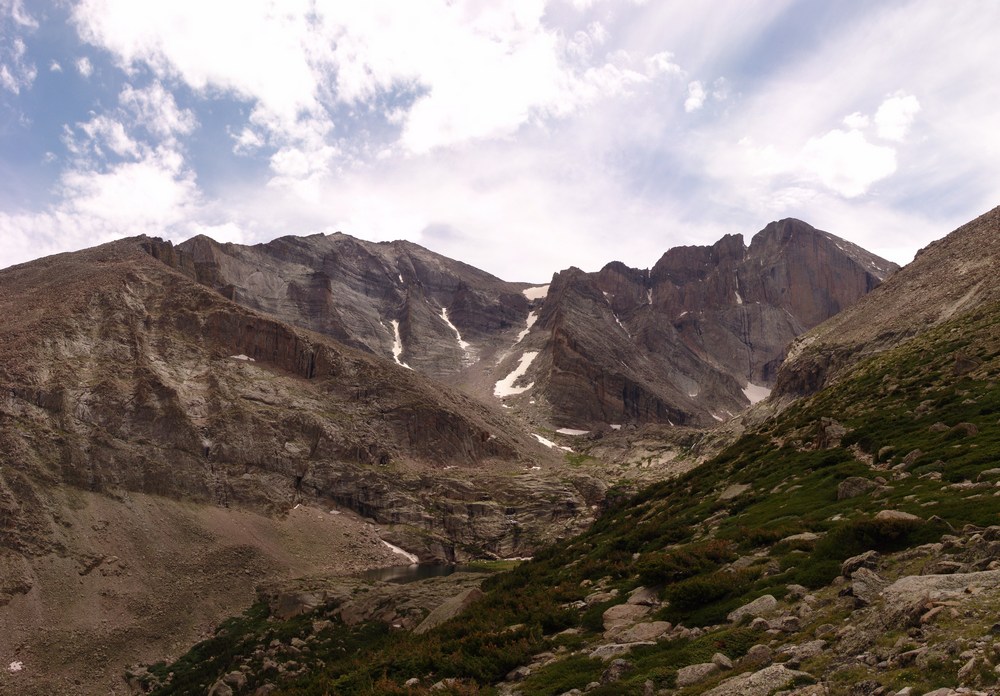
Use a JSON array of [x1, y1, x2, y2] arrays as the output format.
[[522, 219, 895, 427], [774, 205, 1000, 399]]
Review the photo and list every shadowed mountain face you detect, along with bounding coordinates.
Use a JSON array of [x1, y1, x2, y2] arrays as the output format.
[[147, 233, 530, 380], [144, 219, 896, 430], [519, 219, 896, 427], [774, 205, 1000, 399], [0, 238, 598, 568]]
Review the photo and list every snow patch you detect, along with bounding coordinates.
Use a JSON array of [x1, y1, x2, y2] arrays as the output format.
[[711, 413, 724, 422], [610, 424, 622, 430], [742, 382, 772, 405], [514, 311, 537, 344], [494, 351, 538, 397], [646, 288, 652, 305], [382, 540, 419, 564], [8, 661, 23, 673], [388, 320, 412, 370], [556, 428, 589, 436], [522, 284, 549, 301], [734, 291, 743, 305], [613, 312, 630, 337], [440, 307, 472, 362], [532, 433, 573, 452], [398, 274, 404, 284], [230, 354, 255, 361]]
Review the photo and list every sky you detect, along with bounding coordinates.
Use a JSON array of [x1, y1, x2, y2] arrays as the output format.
[[1, 0, 998, 283]]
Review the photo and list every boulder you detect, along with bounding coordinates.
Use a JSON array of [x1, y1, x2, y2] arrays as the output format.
[[616, 621, 672, 643], [600, 659, 633, 684], [602, 603, 652, 634], [627, 586, 661, 606], [712, 653, 734, 670], [727, 594, 778, 623], [851, 567, 889, 605], [837, 477, 877, 500], [702, 664, 813, 696], [740, 644, 773, 668], [414, 587, 484, 634], [676, 662, 720, 687], [841, 550, 880, 578], [874, 510, 921, 523], [589, 642, 655, 661]]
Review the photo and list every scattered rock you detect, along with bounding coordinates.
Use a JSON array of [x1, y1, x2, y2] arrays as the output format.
[[589, 642, 655, 661], [727, 594, 777, 623], [838, 477, 877, 500], [600, 658, 633, 684], [702, 664, 812, 696], [676, 662, 720, 687], [841, 550, 880, 578], [712, 653, 734, 670]]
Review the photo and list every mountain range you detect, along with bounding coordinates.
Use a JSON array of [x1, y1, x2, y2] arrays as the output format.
[[0, 213, 917, 695]]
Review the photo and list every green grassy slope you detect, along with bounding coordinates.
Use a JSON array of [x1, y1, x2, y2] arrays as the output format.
[[142, 299, 1000, 695]]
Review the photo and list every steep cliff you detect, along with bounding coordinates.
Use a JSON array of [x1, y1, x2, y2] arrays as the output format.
[[146, 233, 529, 380], [142, 221, 893, 430], [509, 219, 896, 427], [774, 205, 1000, 398]]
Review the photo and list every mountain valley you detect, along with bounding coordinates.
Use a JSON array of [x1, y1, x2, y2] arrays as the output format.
[[5, 208, 997, 696]]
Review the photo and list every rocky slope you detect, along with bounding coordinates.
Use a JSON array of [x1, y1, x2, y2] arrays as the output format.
[[125, 204, 1000, 696], [0, 238, 600, 695], [774, 205, 1000, 399], [152, 221, 895, 432], [147, 233, 530, 381], [506, 219, 895, 428]]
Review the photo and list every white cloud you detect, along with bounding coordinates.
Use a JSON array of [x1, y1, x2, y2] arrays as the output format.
[[684, 80, 706, 112], [49, 60, 62, 72], [76, 114, 141, 159], [119, 82, 196, 139], [801, 129, 897, 198], [0, 35, 36, 94], [874, 92, 920, 142], [76, 56, 93, 77], [231, 127, 264, 155], [71, 0, 685, 162], [59, 148, 200, 232], [843, 111, 869, 129], [2, 0, 37, 28]]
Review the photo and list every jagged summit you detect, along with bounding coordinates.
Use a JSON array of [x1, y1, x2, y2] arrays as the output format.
[[775, 204, 1000, 398], [507, 218, 897, 428], [142, 221, 895, 430]]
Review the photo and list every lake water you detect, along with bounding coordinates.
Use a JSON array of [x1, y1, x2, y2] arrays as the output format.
[[357, 563, 482, 584]]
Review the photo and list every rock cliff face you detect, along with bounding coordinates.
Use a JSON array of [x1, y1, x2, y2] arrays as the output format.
[[0, 238, 596, 571], [510, 219, 896, 427], [150, 221, 894, 431], [145, 233, 529, 381], [774, 205, 1000, 399]]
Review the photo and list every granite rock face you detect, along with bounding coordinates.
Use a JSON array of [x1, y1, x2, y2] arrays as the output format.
[[526, 219, 895, 427], [0, 238, 594, 567], [145, 233, 529, 381], [775, 205, 1000, 399], [144, 220, 892, 429]]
